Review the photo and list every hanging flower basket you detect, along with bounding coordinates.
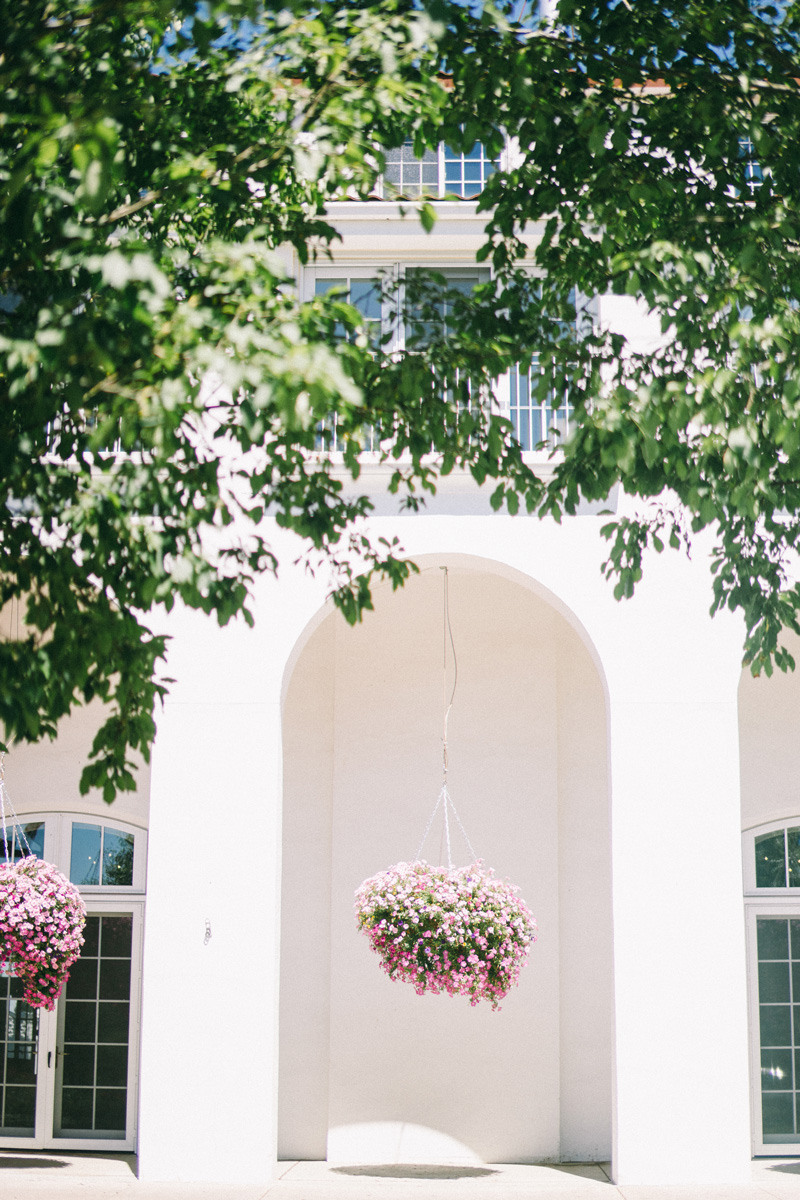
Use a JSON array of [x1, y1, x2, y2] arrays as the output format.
[[355, 859, 537, 1011], [0, 856, 86, 1010]]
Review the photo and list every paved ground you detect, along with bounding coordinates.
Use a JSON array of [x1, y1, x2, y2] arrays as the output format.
[[3, 1155, 800, 1200]]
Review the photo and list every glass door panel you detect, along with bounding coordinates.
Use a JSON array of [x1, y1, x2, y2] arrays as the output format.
[[754, 915, 800, 1146], [53, 914, 133, 1140], [0, 975, 38, 1135]]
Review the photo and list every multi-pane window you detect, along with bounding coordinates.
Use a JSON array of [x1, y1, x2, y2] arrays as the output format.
[[443, 144, 499, 198], [383, 145, 439, 197], [314, 277, 383, 340], [311, 267, 582, 455], [405, 268, 491, 427], [383, 142, 500, 199], [738, 136, 763, 193], [507, 287, 580, 451], [405, 268, 489, 342], [314, 277, 383, 452], [56, 915, 133, 1138], [509, 362, 576, 451], [745, 824, 800, 1152], [1, 816, 143, 891], [755, 917, 800, 1143], [0, 975, 38, 1135]]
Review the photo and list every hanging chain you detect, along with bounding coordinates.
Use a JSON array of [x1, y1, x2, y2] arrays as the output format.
[[415, 786, 444, 863], [448, 790, 477, 863], [414, 568, 477, 868]]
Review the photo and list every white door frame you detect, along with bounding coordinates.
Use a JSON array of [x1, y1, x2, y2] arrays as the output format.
[[746, 901, 800, 1155], [0, 900, 144, 1153]]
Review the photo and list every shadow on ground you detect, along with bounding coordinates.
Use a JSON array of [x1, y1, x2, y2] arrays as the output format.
[[766, 1162, 800, 1175], [0, 1157, 69, 1170], [331, 1165, 499, 1180]]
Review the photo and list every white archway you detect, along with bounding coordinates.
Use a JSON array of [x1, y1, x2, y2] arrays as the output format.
[[278, 557, 612, 1164]]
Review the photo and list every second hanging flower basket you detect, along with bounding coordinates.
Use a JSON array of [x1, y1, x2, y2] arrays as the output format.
[[355, 859, 537, 1010], [0, 856, 87, 1010]]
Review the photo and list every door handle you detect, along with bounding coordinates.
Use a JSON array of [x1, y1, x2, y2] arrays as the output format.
[[47, 1051, 51, 1068]]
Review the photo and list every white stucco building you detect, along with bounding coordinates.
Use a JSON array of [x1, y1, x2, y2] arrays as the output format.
[[2, 154, 799, 1187]]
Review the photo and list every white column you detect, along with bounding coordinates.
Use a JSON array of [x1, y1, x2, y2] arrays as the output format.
[[136, 607, 283, 1183], [608, 627, 752, 1184]]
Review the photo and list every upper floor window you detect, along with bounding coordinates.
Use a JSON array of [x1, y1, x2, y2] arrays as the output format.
[[443, 144, 499, 198], [308, 265, 581, 456], [314, 276, 383, 342], [383, 144, 439, 198], [405, 267, 490, 345], [738, 136, 763, 193], [383, 142, 501, 199], [313, 274, 386, 452], [508, 362, 576, 450]]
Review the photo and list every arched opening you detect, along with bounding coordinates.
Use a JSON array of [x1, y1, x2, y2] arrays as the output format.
[[279, 560, 612, 1164]]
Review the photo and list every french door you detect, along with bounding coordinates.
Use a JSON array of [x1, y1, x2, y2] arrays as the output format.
[[0, 903, 143, 1151]]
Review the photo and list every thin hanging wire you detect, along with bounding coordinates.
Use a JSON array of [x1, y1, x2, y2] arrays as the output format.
[[415, 568, 477, 868], [441, 565, 458, 783], [0, 755, 7, 866], [0, 753, 32, 865]]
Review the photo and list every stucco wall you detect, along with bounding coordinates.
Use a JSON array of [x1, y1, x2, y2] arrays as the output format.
[[4, 699, 150, 829], [740, 631, 800, 830], [557, 628, 613, 1161]]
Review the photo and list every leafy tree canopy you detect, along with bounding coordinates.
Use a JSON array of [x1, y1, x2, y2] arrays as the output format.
[[2, 0, 800, 797]]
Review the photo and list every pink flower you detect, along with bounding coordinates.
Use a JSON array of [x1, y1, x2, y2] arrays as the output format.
[[0, 858, 86, 1010], [354, 860, 537, 1011]]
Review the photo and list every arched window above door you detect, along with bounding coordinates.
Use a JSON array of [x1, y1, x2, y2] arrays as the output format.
[[744, 820, 800, 894], [0, 814, 146, 893], [0, 819, 45, 862], [69, 821, 134, 887]]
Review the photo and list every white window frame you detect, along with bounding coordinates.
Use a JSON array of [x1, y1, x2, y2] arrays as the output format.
[[4, 812, 147, 894], [744, 818, 800, 895], [307, 266, 401, 455], [48, 899, 144, 1153], [745, 903, 800, 1155], [62, 815, 147, 895], [306, 263, 499, 454], [744, 822, 800, 1155], [0, 901, 144, 1153], [303, 263, 585, 463], [380, 141, 506, 200], [0, 814, 146, 1152]]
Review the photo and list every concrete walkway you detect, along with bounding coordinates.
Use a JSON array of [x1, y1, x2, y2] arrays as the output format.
[[3, 1155, 800, 1200]]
